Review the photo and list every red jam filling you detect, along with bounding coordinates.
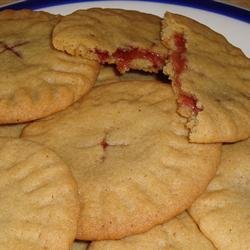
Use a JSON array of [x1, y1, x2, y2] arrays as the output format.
[[95, 49, 109, 63], [171, 33, 202, 114], [179, 94, 202, 113], [101, 139, 109, 150], [113, 47, 165, 72], [171, 33, 187, 86], [95, 47, 165, 72]]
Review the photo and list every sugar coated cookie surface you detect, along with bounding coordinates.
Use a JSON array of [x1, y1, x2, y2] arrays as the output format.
[[189, 138, 250, 249], [0, 9, 99, 124], [89, 211, 215, 250], [53, 8, 168, 73], [22, 80, 221, 240], [162, 12, 250, 143], [0, 138, 80, 250]]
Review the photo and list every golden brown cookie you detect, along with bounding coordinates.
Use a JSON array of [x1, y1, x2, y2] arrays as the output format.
[[162, 12, 250, 143], [0, 138, 80, 250], [0, 9, 99, 124], [22, 80, 221, 240], [89, 212, 215, 250], [189, 138, 250, 249], [52, 8, 168, 73]]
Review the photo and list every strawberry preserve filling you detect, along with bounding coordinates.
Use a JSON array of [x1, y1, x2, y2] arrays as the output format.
[[171, 33, 186, 78], [95, 47, 165, 72], [95, 49, 109, 63], [101, 138, 109, 150], [171, 33, 202, 114], [113, 47, 165, 72], [179, 94, 201, 113]]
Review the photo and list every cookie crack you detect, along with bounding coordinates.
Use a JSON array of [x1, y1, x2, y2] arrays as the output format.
[[0, 41, 29, 59]]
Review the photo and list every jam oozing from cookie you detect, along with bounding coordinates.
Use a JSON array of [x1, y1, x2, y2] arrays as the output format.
[[100, 138, 109, 162], [171, 33, 186, 78], [0, 41, 29, 58], [113, 47, 165, 72], [100, 138, 109, 150], [95, 49, 109, 62], [179, 94, 201, 112], [171, 33, 202, 114], [95, 47, 165, 72]]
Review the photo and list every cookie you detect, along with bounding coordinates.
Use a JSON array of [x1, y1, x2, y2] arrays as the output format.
[[189, 138, 250, 249], [0, 138, 79, 249], [52, 8, 168, 73], [0, 9, 99, 124], [22, 80, 221, 240], [96, 65, 159, 86], [89, 212, 215, 250], [162, 12, 250, 143]]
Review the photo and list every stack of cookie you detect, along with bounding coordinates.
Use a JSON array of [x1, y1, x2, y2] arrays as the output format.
[[0, 7, 249, 250]]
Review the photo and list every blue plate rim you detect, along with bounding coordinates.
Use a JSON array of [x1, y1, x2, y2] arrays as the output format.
[[0, 0, 249, 23]]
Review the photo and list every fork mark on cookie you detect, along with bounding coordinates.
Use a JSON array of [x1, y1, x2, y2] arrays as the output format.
[[0, 41, 29, 58]]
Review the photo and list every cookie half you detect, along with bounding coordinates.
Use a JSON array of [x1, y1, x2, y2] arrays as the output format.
[[22, 80, 221, 240], [52, 8, 168, 73], [189, 138, 250, 249], [162, 12, 250, 143], [0, 9, 99, 124], [0, 138, 79, 249], [89, 212, 215, 250]]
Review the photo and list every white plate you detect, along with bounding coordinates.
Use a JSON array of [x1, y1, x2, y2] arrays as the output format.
[[1, 1, 249, 56]]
